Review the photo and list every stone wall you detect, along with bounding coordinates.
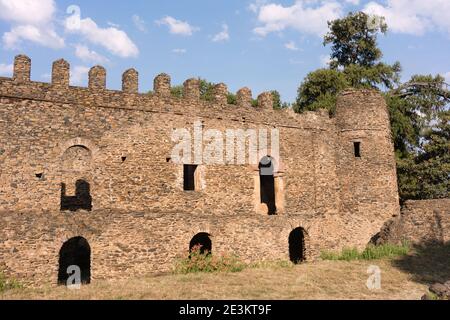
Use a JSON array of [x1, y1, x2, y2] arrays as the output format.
[[373, 199, 450, 245], [0, 54, 401, 286]]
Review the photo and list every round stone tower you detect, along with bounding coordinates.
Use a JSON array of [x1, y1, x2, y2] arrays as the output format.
[[335, 89, 400, 247]]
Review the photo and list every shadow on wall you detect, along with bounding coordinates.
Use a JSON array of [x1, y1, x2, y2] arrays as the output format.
[[61, 180, 92, 212], [392, 241, 450, 285]]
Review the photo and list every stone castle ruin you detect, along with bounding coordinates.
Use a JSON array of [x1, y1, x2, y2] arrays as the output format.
[[0, 54, 404, 285]]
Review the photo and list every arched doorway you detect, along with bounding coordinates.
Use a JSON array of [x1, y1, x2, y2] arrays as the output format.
[[289, 228, 306, 264], [259, 156, 277, 215], [189, 233, 212, 255], [58, 237, 91, 285]]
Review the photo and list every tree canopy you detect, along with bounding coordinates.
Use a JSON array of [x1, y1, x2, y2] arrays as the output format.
[[294, 11, 449, 201]]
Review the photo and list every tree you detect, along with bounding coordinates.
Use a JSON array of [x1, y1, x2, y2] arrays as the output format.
[[294, 11, 448, 201], [271, 90, 289, 110], [295, 69, 348, 114], [324, 11, 387, 69], [295, 11, 401, 114], [389, 75, 450, 201]]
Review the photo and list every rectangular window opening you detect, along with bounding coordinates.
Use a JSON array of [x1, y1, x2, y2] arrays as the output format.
[[184, 165, 198, 191], [354, 142, 361, 158]]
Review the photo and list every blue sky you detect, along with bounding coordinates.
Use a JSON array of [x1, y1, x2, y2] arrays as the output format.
[[1, 0, 450, 103]]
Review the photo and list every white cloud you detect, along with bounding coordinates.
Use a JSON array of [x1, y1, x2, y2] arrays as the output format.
[[284, 40, 300, 51], [172, 48, 187, 54], [252, 0, 343, 37], [248, 0, 268, 13], [0, 0, 64, 49], [212, 24, 230, 42], [74, 44, 109, 64], [107, 22, 121, 28], [345, 0, 360, 5], [156, 16, 199, 36], [70, 65, 90, 86], [132, 15, 147, 33], [320, 54, 332, 67], [443, 72, 450, 84], [364, 0, 450, 36], [0, 0, 55, 25], [3, 25, 64, 49], [65, 13, 139, 58], [0, 63, 13, 76]]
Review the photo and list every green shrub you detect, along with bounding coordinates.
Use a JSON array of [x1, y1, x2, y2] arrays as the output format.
[[174, 246, 246, 274], [321, 242, 410, 261], [0, 272, 22, 292]]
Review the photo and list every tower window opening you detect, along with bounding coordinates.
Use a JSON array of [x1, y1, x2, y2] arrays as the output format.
[[184, 165, 198, 191], [354, 142, 361, 158]]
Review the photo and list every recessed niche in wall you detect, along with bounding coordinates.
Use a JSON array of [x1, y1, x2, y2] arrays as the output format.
[[35, 173, 43, 180], [121, 156, 127, 163]]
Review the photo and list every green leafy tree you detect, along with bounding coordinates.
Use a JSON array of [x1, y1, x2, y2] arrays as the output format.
[[295, 68, 349, 114], [324, 11, 387, 69], [391, 76, 450, 201], [294, 11, 448, 201], [295, 12, 401, 114]]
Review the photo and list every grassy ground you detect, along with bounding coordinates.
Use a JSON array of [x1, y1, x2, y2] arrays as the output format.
[[2, 243, 448, 300], [0, 260, 428, 300]]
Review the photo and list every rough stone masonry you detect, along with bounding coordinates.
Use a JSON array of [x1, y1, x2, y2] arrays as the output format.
[[0, 54, 404, 286]]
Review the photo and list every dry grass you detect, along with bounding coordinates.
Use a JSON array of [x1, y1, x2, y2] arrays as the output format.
[[1, 259, 428, 300]]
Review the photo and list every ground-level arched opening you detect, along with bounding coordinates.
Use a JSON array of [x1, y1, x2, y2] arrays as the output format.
[[259, 156, 277, 215], [189, 233, 212, 255], [289, 228, 306, 264], [58, 236, 91, 285]]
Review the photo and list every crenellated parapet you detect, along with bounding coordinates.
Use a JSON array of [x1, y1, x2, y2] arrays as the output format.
[[257, 92, 273, 110], [183, 78, 200, 100], [0, 54, 334, 129], [89, 66, 106, 91], [52, 59, 70, 88], [236, 87, 252, 108], [122, 69, 139, 93], [154, 73, 171, 97], [13, 54, 31, 83], [213, 83, 228, 105]]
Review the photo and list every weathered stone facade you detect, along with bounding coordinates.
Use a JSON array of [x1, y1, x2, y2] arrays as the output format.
[[374, 199, 450, 245], [0, 54, 401, 286]]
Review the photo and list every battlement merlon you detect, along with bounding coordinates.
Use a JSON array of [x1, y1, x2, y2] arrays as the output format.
[[0, 54, 334, 129]]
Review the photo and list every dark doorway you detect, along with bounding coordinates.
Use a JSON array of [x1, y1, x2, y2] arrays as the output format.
[[58, 237, 91, 285], [61, 179, 93, 212], [289, 228, 306, 264], [189, 233, 212, 255], [184, 165, 198, 191], [259, 156, 276, 215]]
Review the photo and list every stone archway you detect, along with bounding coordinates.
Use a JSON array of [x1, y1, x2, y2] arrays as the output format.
[[289, 228, 306, 264], [58, 236, 91, 285], [189, 233, 212, 255]]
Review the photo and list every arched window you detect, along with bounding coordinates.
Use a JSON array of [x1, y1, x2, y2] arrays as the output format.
[[259, 156, 277, 215]]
